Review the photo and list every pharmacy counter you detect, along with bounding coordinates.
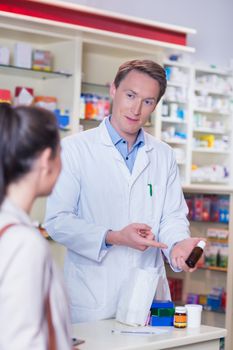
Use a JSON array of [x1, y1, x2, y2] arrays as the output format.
[[73, 319, 226, 350]]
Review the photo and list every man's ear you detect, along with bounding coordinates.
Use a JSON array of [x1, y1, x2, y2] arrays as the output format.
[[109, 82, 116, 99]]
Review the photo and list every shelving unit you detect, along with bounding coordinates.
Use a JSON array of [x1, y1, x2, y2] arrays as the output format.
[[159, 60, 193, 184], [0, 16, 82, 133], [166, 186, 233, 350], [191, 66, 233, 187], [0, 63, 72, 79]]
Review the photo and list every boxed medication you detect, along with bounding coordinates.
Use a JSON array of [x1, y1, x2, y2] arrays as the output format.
[[14, 86, 34, 106], [0, 46, 10, 65], [32, 50, 53, 71], [14, 42, 32, 68]]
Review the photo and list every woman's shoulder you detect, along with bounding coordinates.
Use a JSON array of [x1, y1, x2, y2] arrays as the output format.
[[0, 219, 50, 264]]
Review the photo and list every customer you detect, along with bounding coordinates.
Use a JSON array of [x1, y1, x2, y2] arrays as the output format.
[[45, 59, 201, 323], [0, 104, 71, 350]]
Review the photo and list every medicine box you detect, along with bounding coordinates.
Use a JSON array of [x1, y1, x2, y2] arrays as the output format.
[[150, 315, 174, 326], [151, 300, 174, 309], [32, 50, 53, 71], [150, 300, 175, 327], [14, 42, 32, 68], [0, 46, 10, 65]]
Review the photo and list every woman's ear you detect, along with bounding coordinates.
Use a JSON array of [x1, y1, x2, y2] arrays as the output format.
[[38, 148, 53, 174]]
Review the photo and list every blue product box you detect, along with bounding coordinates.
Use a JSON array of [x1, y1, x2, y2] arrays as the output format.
[[58, 114, 69, 127], [150, 315, 174, 327], [207, 295, 221, 311], [54, 109, 70, 128], [151, 300, 174, 309]]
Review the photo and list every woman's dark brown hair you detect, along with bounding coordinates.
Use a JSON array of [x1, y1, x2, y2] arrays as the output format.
[[0, 103, 60, 205]]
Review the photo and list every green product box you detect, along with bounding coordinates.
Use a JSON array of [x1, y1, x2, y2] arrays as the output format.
[[150, 308, 175, 317]]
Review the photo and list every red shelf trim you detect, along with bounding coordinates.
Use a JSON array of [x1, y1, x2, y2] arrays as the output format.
[[0, 0, 187, 46]]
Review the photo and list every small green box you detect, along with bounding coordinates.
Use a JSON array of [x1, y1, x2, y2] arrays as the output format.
[[151, 308, 175, 317]]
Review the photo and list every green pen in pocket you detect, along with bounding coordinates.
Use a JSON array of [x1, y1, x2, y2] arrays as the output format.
[[148, 183, 153, 196]]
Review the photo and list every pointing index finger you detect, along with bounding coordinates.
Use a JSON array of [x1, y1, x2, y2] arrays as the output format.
[[142, 238, 167, 249]]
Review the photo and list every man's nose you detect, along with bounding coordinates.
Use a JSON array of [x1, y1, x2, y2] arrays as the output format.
[[131, 99, 142, 115]]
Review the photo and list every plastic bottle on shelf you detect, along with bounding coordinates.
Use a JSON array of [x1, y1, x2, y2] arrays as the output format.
[[79, 93, 85, 119], [92, 94, 98, 119], [104, 97, 111, 117], [97, 96, 105, 120], [85, 94, 93, 119]]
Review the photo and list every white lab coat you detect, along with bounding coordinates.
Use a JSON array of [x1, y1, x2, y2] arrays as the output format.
[[0, 199, 71, 350], [45, 119, 190, 323]]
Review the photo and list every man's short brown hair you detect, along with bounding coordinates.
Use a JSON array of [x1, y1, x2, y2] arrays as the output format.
[[113, 59, 167, 103]]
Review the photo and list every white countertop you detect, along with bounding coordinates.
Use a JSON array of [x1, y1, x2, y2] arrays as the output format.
[[72, 319, 227, 350]]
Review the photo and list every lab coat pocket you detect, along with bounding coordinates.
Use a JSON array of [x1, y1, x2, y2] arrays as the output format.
[[67, 263, 107, 310], [145, 184, 166, 225]]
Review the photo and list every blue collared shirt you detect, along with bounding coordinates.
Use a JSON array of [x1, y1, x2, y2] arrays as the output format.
[[105, 116, 145, 173]]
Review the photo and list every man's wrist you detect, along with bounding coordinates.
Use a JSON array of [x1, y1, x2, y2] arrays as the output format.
[[105, 229, 113, 247], [106, 229, 120, 246]]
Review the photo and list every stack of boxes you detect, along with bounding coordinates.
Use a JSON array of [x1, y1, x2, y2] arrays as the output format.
[[150, 300, 175, 326]]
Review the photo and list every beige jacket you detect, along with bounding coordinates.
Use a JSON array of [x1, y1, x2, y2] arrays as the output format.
[[0, 199, 71, 350]]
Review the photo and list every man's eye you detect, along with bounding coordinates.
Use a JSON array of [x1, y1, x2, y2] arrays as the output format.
[[126, 93, 135, 99], [144, 99, 153, 106]]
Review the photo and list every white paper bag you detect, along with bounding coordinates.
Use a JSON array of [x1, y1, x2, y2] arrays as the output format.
[[116, 267, 160, 326]]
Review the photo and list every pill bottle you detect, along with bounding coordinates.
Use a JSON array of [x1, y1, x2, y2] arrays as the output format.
[[185, 240, 206, 268], [174, 306, 187, 328]]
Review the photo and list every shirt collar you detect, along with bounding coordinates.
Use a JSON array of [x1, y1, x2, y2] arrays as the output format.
[[105, 116, 145, 147]]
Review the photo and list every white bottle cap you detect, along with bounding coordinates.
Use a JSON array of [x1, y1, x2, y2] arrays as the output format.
[[197, 240, 206, 250], [175, 306, 186, 313]]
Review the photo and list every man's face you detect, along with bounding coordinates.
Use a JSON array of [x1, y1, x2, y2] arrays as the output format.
[[110, 70, 160, 140]]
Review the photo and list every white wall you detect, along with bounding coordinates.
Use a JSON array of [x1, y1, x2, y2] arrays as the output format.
[[58, 0, 233, 68]]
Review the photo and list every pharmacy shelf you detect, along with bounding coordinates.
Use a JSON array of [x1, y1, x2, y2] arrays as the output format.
[[167, 81, 187, 88], [195, 87, 230, 97], [189, 220, 228, 227], [163, 59, 192, 69], [163, 138, 187, 145], [0, 64, 72, 79], [195, 66, 229, 76], [193, 108, 231, 116], [191, 179, 229, 185], [200, 266, 228, 272], [192, 148, 230, 154], [183, 184, 233, 193], [193, 127, 225, 134], [164, 98, 188, 104], [166, 187, 233, 350], [162, 117, 187, 124], [177, 160, 186, 165], [82, 81, 110, 88]]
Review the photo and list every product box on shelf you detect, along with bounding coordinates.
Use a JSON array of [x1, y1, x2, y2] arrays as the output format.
[[14, 42, 32, 69], [0, 89, 11, 103], [204, 228, 229, 268], [34, 96, 57, 111], [14, 86, 34, 106], [185, 194, 229, 224], [0, 46, 10, 65], [32, 50, 53, 71], [167, 277, 183, 301], [186, 288, 226, 313]]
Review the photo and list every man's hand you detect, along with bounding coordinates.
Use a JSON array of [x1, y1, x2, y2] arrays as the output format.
[[106, 223, 167, 251], [171, 237, 206, 272]]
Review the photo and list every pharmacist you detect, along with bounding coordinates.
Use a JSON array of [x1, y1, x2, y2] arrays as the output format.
[[45, 59, 201, 323]]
